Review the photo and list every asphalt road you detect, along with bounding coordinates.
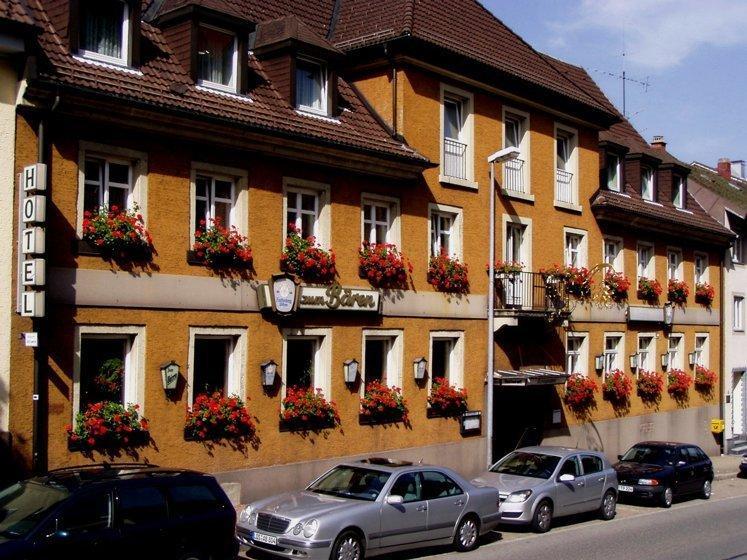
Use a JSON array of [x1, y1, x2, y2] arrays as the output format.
[[392, 478, 747, 560]]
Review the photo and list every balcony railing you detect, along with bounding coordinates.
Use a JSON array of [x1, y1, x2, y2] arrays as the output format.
[[494, 271, 568, 313], [503, 158, 525, 192], [555, 168, 574, 204], [443, 137, 468, 180]]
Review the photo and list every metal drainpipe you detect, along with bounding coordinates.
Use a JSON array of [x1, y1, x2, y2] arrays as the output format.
[[719, 250, 726, 455], [486, 162, 495, 468]]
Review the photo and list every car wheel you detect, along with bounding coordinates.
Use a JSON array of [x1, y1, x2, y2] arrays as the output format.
[[660, 486, 673, 508], [453, 514, 480, 552], [330, 530, 364, 560], [531, 500, 553, 533], [700, 479, 712, 500], [599, 490, 617, 520]]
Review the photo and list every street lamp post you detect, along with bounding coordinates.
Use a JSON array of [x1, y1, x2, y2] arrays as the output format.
[[486, 147, 521, 468]]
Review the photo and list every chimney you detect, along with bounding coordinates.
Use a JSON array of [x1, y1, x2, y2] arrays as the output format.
[[651, 135, 666, 150], [717, 158, 732, 179]]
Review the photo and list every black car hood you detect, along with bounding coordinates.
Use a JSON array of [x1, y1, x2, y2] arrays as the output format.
[[614, 461, 671, 477]]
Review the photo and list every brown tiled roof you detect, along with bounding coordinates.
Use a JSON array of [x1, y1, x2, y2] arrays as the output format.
[[25, 0, 427, 165], [689, 163, 747, 215], [0, 0, 36, 27], [254, 15, 343, 54]]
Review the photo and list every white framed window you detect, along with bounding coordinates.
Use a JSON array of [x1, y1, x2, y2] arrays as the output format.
[[694, 333, 709, 368], [73, 325, 145, 420], [603, 236, 623, 272], [187, 327, 247, 404], [667, 334, 684, 370], [440, 84, 475, 187], [732, 235, 743, 264], [667, 248, 683, 281], [673, 176, 686, 209], [77, 142, 148, 234], [502, 106, 530, 195], [282, 328, 332, 398], [606, 152, 621, 192], [429, 203, 463, 258], [637, 333, 655, 373], [503, 215, 532, 268], [78, 0, 130, 66], [283, 178, 331, 246], [428, 331, 465, 389], [637, 241, 654, 279], [694, 252, 709, 284], [641, 167, 655, 201], [566, 333, 588, 376], [361, 330, 403, 393], [296, 58, 328, 115], [603, 333, 624, 375], [362, 194, 400, 245], [735, 296, 745, 332], [190, 163, 248, 239], [726, 210, 744, 263], [197, 25, 238, 92], [564, 228, 587, 268], [554, 123, 579, 208]]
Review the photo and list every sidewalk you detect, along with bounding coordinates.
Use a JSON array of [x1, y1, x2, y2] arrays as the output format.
[[711, 454, 744, 481]]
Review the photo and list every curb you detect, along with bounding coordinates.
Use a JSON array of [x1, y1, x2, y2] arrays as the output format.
[[714, 473, 740, 481]]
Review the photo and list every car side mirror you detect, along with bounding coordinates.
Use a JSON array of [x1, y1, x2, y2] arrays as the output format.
[[559, 474, 575, 482], [385, 495, 404, 505]]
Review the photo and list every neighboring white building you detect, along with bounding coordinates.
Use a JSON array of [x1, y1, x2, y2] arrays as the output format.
[[690, 159, 747, 454]]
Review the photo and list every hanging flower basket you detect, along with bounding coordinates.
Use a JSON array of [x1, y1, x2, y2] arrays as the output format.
[[491, 260, 524, 274], [67, 401, 149, 450], [541, 264, 592, 300], [82, 206, 154, 262], [192, 218, 253, 270], [359, 381, 409, 424], [637, 370, 664, 403], [603, 369, 633, 405], [667, 279, 689, 305], [358, 242, 411, 289], [280, 387, 340, 431], [280, 224, 336, 285], [563, 374, 597, 413], [92, 358, 124, 398], [694, 365, 717, 392], [637, 277, 662, 303], [184, 392, 256, 441], [667, 369, 692, 400], [695, 282, 715, 307], [427, 378, 468, 417], [428, 253, 469, 294], [604, 271, 631, 303]]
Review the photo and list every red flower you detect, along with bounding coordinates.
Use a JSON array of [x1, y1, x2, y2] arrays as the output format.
[[667, 279, 690, 305], [429, 253, 469, 294], [359, 243, 410, 289], [563, 374, 597, 412], [667, 369, 692, 399], [637, 277, 663, 302], [428, 378, 468, 416], [603, 369, 633, 404], [280, 229, 336, 284], [637, 370, 664, 403], [184, 392, 255, 441]]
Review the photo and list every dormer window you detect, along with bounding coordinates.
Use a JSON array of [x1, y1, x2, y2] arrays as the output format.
[[606, 153, 621, 192], [296, 58, 328, 115], [197, 25, 238, 92], [641, 167, 655, 201], [79, 0, 129, 65], [673, 176, 685, 208]]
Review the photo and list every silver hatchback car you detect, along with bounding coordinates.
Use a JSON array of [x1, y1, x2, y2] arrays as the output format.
[[236, 458, 501, 560], [472, 446, 618, 532]]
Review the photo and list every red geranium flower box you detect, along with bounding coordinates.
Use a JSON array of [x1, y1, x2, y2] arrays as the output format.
[[667, 369, 692, 399], [280, 224, 336, 284], [603, 369, 633, 404], [637, 277, 662, 303], [694, 365, 717, 392], [428, 253, 469, 294], [184, 392, 256, 441], [359, 242, 411, 289], [604, 271, 631, 303], [359, 381, 409, 424], [695, 282, 715, 306], [563, 374, 597, 412], [192, 218, 253, 270], [637, 370, 664, 403], [67, 401, 149, 450], [542, 264, 592, 300], [280, 386, 340, 431], [82, 205, 154, 262], [427, 377, 468, 417], [667, 279, 689, 305]]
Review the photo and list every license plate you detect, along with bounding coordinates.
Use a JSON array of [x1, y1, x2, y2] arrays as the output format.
[[252, 532, 278, 546], [618, 485, 634, 492]]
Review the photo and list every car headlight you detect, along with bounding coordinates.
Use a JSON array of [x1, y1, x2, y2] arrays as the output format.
[[292, 523, 303, 536], [506, 490, 532, 503], [239, 505, 253, 524], [637, 479, 659, 486], [303, 519, 319, 538]]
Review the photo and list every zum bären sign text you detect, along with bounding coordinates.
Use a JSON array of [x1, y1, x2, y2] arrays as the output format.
[[299, 284, 380, 312]]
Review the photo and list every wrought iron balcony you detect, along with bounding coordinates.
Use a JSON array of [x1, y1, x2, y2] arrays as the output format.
[[443, 137, 468, 180], [555, 168, 574, 204], [503, 157, 525, 192], [494, 271, 569, 317]]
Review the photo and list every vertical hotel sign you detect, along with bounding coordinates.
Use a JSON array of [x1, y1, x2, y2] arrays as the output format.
[[17, 164, 46, 317]]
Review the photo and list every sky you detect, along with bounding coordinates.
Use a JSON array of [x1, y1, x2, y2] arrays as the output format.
[[483, 0, 747, 167]]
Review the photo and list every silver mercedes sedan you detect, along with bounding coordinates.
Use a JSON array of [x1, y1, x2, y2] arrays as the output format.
[[236, 458, 501, 560], [472, 446, 618, 533]]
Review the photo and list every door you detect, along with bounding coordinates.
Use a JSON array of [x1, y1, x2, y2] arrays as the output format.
[[672, 447, 697, 494], [686, 447, 711, 490], [504, 224, 524, 307], [421, 471, 467, 540], [379, 472, 428, 548], [733, 371, 746, 437], [554, 456, 585, 516], [115, 483, 171, 558], [578, 455, 607, 510]]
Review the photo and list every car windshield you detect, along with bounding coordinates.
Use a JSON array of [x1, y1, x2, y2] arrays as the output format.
[[489, 451, 561, 479], [621, 445, 675, 466], [307, 466, 391, 501], [0, 481, 69, 539]]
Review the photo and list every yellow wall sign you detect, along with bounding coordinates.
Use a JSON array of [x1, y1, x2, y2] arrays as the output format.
[[710, 419, 725, 433]]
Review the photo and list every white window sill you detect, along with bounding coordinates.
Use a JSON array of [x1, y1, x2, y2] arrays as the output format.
[[195, 84, 251, 102], [554, 200, 583, 213], [607, 189, 630, 198], [74, 54, 142, 75], [643, 199, 663, 207], [294, 109, 340, 123], [675, 207, 693, 214], [439, 174, 478, 190], [501, 189, 535, 203]]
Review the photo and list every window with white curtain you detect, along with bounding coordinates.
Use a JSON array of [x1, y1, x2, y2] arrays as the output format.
[[194, 175, 235, 232], [673, 176, 685, 208], [607, 153, 621, 191], [694, 252, 709, 284], [363, 201, 391, 244], [604, 334, 622, 374], [735, 296, 745, 331], [637, 335, 654, 372], [667, 249, 683, 280], [564, 231, 586, 267], [286, 189, 319, 239], [668, 334, 683, 369], [79, 0, 129, 64], [641, 167, 655, 201], [637, 242, 654, 278], [197, 25, 238, 91], [566, 334, 587, 376], [296, 59, 327, 114], [694, 334, 708, 367], [603, 237, 623, 272], [84, 157, 132, 213]]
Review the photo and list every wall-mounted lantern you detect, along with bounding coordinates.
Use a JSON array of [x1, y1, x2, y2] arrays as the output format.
[[260, 360, 277, 387], [661, 353, 670, 369], [159, 360, 180, 393], [629, 353, 639, 370], [663, 302, 674, 327], [688, 352, 697, 367], [413, 357, 427, 380], [343, 359, 359, 384], [594, 355, 604, 371]]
